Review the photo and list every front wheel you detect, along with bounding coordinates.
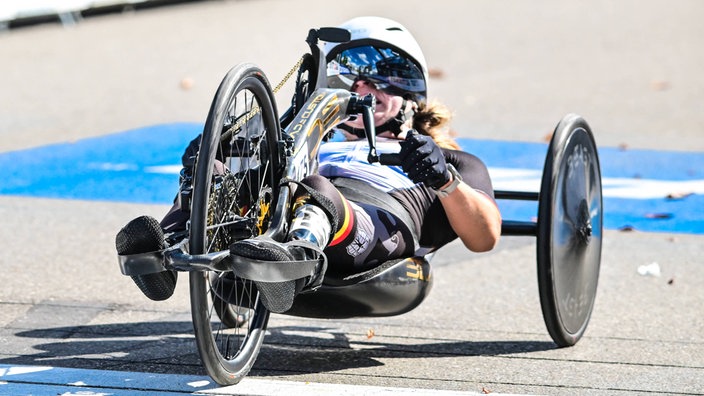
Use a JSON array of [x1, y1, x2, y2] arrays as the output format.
[[188, 63, 281, 385]]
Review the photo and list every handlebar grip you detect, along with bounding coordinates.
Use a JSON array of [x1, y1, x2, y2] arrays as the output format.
[[378, 153, 402, 166]]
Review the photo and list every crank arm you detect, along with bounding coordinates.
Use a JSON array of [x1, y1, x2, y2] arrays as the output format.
[[118, 238, 232, 275]]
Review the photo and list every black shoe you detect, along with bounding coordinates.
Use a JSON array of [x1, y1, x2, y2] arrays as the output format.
[[116, 215, 177, 301], [229, 237, 324, 313]]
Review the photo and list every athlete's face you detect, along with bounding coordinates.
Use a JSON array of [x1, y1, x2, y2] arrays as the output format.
[[343, 80, 404, 134]]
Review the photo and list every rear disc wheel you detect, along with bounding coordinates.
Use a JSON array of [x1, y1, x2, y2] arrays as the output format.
[[537, 114, 603, 347]]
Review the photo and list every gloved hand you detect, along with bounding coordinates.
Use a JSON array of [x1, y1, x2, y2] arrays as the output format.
[[398, 130, 450, 189]]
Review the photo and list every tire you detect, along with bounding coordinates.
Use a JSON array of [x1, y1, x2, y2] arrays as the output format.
[[188, 63, 281, 385], [537, 114, 603, 347]]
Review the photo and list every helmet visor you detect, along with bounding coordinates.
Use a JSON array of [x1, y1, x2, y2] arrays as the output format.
[[327, 45, 426, 100]]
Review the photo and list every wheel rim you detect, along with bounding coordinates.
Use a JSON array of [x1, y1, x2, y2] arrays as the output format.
[[551, 127, 602, 335]]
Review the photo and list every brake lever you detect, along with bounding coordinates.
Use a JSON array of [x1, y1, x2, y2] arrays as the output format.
[[347, 93, 402, 165], [360, 103, 379, 163], [362, 104, 402, 166]]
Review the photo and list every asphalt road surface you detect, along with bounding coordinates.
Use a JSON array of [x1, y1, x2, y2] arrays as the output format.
[[1, 1, 703, 395]]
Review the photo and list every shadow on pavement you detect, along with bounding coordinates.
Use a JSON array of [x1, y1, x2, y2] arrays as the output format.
[[1, 322, 556, 377], [251, 325, 556, 376]]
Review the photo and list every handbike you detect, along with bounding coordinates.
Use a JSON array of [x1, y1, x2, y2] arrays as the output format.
[[118, 26, 603, 386]]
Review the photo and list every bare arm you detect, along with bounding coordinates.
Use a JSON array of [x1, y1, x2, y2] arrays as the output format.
[[436, 177, 502, 252]]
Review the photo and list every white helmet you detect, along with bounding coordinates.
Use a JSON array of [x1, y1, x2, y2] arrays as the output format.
[[323, 16, 429, 102]]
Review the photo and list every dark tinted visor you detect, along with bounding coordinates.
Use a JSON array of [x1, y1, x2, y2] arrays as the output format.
[[327, 45, 426, 100]]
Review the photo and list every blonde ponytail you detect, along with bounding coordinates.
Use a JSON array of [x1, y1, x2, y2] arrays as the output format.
[[412, 100, 460, 150]]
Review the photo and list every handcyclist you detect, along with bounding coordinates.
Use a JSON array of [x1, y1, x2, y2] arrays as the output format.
[[116, 16, 502, 313]]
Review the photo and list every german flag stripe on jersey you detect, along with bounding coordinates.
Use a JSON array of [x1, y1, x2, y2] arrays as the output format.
[[329, 191, 355, 246]]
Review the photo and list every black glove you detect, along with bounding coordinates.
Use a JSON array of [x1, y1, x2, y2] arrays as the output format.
[[398, 130, 450, 189]]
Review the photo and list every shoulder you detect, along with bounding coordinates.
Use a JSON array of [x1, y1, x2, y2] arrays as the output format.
[[442, 148, 488, 172], [442, 148, 495, 197]]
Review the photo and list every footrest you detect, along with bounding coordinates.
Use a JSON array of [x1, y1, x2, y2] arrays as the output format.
[[229, 255, 319, 283]]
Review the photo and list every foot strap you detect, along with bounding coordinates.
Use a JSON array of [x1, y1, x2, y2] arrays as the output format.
[[118, 250, 167, 276], [230, 240, 327, 289]]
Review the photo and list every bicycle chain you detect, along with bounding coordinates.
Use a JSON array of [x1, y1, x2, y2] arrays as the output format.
[[273, 56, 305, 95], [224, 56, 305, 137]]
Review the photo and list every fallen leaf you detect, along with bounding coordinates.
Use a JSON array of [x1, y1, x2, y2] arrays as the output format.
[[666, 192, 694, 200], [668, 278, 675, 285], [366, 329, 375, 339], [428, 67, 445, 79], [482, 387, 492, 394], [180, 77, 194, 90], [651, 80, 671, 91]]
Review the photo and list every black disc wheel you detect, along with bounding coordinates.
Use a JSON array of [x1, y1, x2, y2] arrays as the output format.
[[537, 113, 603, 347], [189, 63, 281, 385]]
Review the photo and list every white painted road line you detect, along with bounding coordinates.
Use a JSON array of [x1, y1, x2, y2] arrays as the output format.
[[0, 364, 531, 396], [207, 378, 530, 395], [490, 167, 704, 199]]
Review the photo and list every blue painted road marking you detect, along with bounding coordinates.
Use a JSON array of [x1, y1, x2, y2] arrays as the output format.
[[2, 123, 200, 204], [1, 123, 703, 234]]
